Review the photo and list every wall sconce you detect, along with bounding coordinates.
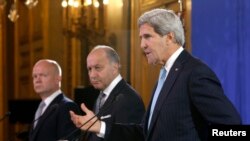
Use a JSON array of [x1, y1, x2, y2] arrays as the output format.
[[0, 0, 6, 9], [8, 2, 19, 22], [178, 0, 184, 26], [3, 0, 39, 23], [178, 0, 183, 16], [61, 0, 108, 8], [61, 0, 108, 39], [25, 0, 38, 9]]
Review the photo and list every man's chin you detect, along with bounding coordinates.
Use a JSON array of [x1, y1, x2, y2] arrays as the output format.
[[35, 90, 43, 94], [148, 60, 157, 65], [92, 85, 102, 90]]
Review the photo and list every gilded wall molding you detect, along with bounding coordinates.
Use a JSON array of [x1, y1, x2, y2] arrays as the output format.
[[140, 0, 177, 12]]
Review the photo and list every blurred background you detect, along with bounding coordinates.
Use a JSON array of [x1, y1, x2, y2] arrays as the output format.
[[0, 0, 249, 140]]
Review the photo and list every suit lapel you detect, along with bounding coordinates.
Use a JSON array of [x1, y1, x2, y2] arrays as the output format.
[[98, 79, 125, 115], [144, 84, 157, 134], [30, 94, 63, 140], [88, 80, 125, 141], [146, 50, 190, 136]]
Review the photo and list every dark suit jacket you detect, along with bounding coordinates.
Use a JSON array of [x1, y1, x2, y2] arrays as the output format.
[[29, 93, 81, 141], [107, 50, 241, 141], [87, 79, 145, 141]]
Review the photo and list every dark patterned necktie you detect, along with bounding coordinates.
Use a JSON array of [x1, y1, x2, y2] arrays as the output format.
[[95, 92, 106, 114]]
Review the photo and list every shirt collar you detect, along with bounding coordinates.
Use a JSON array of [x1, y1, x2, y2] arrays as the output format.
[[164, 47, 184, 75], [102, 74, 122, 98], [43, 89, 62, 106]]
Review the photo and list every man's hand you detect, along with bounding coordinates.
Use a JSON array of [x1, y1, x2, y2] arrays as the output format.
[[70, 103, 101, 133]]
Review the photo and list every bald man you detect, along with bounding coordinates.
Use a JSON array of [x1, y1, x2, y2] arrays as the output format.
[[29, 59, 81, 141], [72, 45, 145, 141]]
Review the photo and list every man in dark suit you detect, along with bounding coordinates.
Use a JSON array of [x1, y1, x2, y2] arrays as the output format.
[[70, 9, 241, 141], [29, 59, 81, 141], [75, 45, 145, 141]]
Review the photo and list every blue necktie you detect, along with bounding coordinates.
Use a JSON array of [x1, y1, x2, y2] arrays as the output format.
[[148, 67, 167, 129]]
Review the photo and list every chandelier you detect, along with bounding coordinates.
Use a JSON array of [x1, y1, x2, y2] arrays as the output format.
[[61, 0, 109, 8], [61, 0, 109, 39]]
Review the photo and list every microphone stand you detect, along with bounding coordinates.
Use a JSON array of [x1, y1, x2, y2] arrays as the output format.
[[60, 93, 123, 141], [80, 115, 101, 141], [60, 103, 112, 141], [60, 113, 98, 141], [30, 104, 59, 128]]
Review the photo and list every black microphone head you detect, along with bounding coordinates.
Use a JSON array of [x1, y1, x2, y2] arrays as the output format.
[[50, 104, 59, 110], [115, 93, 124, 102], [6, 111, 11, 116]]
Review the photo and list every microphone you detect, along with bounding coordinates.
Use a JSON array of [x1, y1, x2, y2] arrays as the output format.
[[60, 111, 99, 141], [79, 94, 124, 140], [80, 94, 124, 140], [60, 93, 123, 141], [15, 104, 59, 140], [0, 111, 11, 122]]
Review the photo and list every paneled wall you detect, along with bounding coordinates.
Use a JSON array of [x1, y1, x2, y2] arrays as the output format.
[[0, 2, 7, 140], [0, 0, 191, 140]]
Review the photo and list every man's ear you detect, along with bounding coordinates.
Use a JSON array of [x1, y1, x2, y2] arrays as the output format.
[[112, 63, 120, 73], [166, 32, 174, 40], [57, 75, 62, 82]]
